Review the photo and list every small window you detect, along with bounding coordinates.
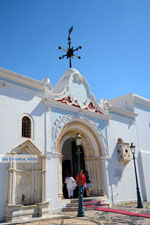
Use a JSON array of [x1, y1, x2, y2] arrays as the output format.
[[22, 116, 31, 138]]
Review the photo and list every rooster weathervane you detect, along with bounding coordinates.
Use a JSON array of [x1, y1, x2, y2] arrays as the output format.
[[58, 26, 82, 68]]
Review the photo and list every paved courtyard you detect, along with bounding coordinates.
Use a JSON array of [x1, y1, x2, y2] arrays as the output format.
[[16, 202, 150, 225]]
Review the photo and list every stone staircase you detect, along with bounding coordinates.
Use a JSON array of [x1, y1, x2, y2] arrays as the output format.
[[62, 196, 110, 211]]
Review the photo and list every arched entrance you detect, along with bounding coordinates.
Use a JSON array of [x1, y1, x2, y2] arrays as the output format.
[[57, 120, 106, 199], [62, 138, 85, 181], [62, 138, 85, 198]]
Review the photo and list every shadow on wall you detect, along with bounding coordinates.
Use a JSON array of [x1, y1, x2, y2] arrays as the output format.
[[107, 144, 125, 203], [0, 163, 8, 222], [1, 87, 34, 101], [111, 114, 134, 129], [107, 144, 125, 186], [31, 100, 45, 117]]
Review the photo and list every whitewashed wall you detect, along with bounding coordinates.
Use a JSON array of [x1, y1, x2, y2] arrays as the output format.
[[106, 113, 139, 204], [134, 102, 150, 201], [0, 82, 48, 221], [108, 94, 150, 203], [134, 103, 150, 151], [0, 83, 46, 153], [140, 151, 150, 201]]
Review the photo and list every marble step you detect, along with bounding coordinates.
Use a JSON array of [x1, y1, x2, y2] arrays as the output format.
[[62, 197, 109, 212]]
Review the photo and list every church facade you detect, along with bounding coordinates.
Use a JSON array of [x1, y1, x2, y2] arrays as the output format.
[[0, 67, 150, 221]]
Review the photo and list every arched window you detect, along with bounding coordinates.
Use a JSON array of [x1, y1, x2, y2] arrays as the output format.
[[22, 116, 31, 138]]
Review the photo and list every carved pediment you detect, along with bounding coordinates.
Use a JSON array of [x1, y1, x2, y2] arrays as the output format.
[[52, 68, 107, 115], [10, 140, 42, 155], [18, 150, 29, 155]]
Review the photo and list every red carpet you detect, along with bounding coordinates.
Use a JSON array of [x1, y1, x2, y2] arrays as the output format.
[[85, 205, 99, 208], [94, 208, 150, 218]]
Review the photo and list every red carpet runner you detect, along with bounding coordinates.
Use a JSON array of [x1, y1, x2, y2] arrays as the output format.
[[94, 208, 150, 218]]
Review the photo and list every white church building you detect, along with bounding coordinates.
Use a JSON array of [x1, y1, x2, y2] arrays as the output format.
[[0, 67, 150, 222]]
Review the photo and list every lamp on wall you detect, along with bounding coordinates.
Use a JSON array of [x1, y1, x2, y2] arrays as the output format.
[[130, 143, 135, 155], [75, 133, 85, 217], [130, 143, 143, 208]]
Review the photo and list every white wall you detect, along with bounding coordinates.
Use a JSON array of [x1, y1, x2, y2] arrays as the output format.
[[0, 82, 47, 221], [0, 82, 46, 153], [46, 154, 60, 212], [107, 112, 139, 203], [134, 103, 150, 151], [134, 103, 150, 201], [140, 151, 150, 201]]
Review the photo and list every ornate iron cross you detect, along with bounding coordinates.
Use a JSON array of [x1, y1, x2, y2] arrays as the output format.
[[58, 26, 82, 68]]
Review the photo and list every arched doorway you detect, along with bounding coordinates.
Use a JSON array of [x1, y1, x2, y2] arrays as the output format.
[[57, 120, 105, 199], [62, 138, 85, 198], [62, 138, 85, 180]]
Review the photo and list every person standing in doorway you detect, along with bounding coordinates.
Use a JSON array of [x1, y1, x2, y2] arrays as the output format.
[[65, 173, 76, 199], [76, 170, 86, 194], [84, 170, 92, 197]]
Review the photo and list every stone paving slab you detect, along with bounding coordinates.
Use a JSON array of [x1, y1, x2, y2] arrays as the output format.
[[5, 202, 150, 225]]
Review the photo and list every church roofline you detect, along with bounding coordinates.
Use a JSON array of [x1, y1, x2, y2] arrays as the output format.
[[132, 93, 150, 108], [0, 67, 52, 92], [109, 93, 150, 108]]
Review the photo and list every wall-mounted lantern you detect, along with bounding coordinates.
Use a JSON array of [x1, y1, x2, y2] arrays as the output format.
[[117, 138, 131, 165]]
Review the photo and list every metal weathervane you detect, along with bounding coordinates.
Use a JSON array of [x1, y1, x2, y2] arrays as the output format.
[[58, 26, 82, 68]]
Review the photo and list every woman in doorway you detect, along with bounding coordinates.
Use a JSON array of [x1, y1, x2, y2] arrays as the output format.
[[76, 170, 86, 195], [84, 170, 92, 197], [65, 173, 76, 199]]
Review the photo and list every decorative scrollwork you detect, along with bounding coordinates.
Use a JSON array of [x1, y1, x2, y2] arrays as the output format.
[[51, 113, 108, 157]]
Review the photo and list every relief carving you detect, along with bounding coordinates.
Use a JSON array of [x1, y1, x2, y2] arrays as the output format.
[[51, 114, 108, 156], [73, 73, 84, 84]]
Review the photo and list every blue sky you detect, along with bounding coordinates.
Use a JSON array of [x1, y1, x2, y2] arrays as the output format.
[[0, 0, 150, 101]]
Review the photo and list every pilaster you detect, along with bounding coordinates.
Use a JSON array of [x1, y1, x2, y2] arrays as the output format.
[[84, 157, 104, 196], [41, 155, 47, 202], [58, 154, 63, 199], [8, 153, 16, 205]]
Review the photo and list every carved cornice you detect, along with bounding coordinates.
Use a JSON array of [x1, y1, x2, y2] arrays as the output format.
[[110, 106, 137, 119], [133, 94, 150, 108]]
